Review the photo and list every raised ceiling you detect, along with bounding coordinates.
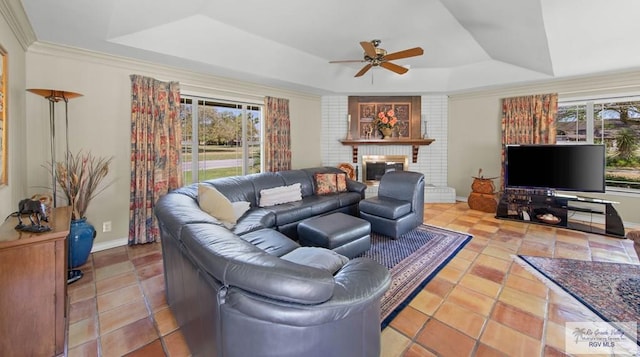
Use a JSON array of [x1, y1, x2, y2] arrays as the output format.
[[20, 0, 640, 95]]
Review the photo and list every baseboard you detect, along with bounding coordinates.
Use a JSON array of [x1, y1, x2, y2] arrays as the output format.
[[91, 237, 128, 253]]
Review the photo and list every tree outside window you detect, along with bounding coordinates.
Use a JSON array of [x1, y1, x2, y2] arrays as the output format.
[[557, 99, 640, 190]]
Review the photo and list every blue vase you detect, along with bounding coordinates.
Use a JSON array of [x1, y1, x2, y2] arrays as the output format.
[[68, 218, 96, 268]]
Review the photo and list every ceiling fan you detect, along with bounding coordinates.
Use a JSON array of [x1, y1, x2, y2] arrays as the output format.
[[330, 39, 424, 77]]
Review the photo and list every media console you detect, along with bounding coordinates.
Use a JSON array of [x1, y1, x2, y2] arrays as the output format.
[[496, 189, 626, 238]]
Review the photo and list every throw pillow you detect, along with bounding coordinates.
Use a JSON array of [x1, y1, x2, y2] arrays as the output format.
[[314, 173, 347, 195], [314, 173, 337, 195], [259, 183, 302, 207], [336, 172, 347, 192], [232, 201, 251, 220], [198, 184, 250, 228]]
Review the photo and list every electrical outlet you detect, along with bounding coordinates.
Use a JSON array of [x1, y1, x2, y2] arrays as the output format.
[[102, 221, 112, 233]]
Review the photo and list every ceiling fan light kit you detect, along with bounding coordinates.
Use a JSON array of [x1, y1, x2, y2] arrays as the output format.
[[330, 39, 424, 77]]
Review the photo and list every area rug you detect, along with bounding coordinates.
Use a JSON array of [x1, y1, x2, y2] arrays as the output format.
[[516, 255, 640, 346], [357, 225, 472, 329]]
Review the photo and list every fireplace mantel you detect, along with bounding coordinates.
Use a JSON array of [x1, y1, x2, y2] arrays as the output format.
[[340, 138, 435, 163]]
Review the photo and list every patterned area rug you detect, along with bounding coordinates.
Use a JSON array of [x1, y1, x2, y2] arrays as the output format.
[[516, 255, 640, 346], [357, 225, 472, 329]]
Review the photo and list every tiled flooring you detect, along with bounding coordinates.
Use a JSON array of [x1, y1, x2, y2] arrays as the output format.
[[67, 202, 639, 356]]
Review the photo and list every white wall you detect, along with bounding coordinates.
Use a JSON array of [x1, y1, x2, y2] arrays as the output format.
[[25, 42, 322, 250], [0, 9, 27, 220], [449, 71, 640, 226]]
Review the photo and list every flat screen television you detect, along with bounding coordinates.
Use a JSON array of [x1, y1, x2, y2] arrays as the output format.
[[505, 144, 606, 193]]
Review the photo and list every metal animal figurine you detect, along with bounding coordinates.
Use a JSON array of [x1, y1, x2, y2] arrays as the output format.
[[9, 198, 51, 233]]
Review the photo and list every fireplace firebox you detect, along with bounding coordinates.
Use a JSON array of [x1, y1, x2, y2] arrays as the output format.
[[362, 155, 408, 185]]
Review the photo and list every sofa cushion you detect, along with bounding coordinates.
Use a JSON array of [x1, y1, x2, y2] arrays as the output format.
[[265, 201, 314, 226], [198, 184, 250, 228], [239, 228, 299, 256], [359, 196, 412, 219], [301, 195, 341, 216], [206, 176, 257, 205], [277, 170, 315, 197], [259, 183, 302, 207], [280, 247, 349, 274]]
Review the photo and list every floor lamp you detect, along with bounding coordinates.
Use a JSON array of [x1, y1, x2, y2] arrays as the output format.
[[27, 88, 84, 284]]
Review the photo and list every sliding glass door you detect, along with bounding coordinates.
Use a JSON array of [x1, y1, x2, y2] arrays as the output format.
[[180, 96, 263, 183]]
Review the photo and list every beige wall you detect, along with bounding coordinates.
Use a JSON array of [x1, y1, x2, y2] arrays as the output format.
[[449, 72, 640, 226], [25, 43, 321, 250], [0, 10, 27, 220]]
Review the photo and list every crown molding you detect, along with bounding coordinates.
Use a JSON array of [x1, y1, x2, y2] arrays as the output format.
[[28, 41, 321, 101], [0, 0, 36, 50]]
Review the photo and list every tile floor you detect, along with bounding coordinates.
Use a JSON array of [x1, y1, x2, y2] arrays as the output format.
[[66, 202, 640, 356]]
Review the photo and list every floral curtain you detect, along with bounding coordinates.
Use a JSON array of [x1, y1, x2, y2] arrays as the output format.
[[501, 93, 558, 189], [129, 75, 182, 245], [264, 96, 291, 172]]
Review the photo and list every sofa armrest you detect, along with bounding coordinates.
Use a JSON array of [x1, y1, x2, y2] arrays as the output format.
[[347, 179, 367, 199], [223, 258, 391, 326]]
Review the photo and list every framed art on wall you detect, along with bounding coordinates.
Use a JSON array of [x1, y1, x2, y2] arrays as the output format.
[[348, 96, 421, 140]]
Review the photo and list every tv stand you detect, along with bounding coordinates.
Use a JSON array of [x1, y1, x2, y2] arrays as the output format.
[[496, 189, 625, 238]]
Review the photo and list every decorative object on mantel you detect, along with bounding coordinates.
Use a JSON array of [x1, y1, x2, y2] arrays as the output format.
[[422, 117, 428, 139], [374, 109, 398, 139], [468, 168, 498, 213]]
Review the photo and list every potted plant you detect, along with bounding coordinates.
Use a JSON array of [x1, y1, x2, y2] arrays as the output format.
[[51, 150, 113, 268]]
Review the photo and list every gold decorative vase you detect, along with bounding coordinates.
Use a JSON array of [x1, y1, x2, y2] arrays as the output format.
[[380, 127, 393, 139]]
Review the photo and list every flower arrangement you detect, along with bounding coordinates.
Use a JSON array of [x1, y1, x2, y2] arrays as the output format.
[[50, 151, 114, 220], [374, 109, 399, 130]]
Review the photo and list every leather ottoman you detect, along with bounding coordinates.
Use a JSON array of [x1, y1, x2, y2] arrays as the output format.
[[297, 212, 371, 258]]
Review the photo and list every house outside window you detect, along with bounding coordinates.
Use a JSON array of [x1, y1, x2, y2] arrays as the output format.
[[180, 96, 263, 183], [557, 97, 640, 191]]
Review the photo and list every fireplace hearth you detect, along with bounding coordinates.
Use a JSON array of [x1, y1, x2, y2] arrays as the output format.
[[362, 155, 409, 185]]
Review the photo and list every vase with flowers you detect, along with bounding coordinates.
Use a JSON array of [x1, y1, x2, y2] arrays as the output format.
[[374, 109, 399, 139], [50, 150, 113, 268]]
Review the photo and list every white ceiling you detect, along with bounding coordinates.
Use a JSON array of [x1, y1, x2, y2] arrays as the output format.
[[19, 0, 640, 95]]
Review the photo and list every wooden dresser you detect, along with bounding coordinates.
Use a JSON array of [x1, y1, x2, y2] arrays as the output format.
[[0, 206, 71, 357]]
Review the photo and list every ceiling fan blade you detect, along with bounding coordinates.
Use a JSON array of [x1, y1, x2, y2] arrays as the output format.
[[329, 59, 366, 63], [355, 63, 373, 77], [383, 47, 424, 61], [360, 41, 377, 58], [380, 61, 409, 75]]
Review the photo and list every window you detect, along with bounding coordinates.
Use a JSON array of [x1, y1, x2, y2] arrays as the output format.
[[180, 96, 263, 183], [557, 97, 640, 191]]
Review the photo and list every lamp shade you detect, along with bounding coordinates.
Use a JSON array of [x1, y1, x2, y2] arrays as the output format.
[[27, 89, 83, 102]]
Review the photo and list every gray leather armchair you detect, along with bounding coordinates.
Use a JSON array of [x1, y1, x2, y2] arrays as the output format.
[[359, 171, 425, 239]]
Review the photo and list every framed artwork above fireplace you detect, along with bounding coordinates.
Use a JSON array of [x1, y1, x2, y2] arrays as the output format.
[[348, 96, 421, 140]]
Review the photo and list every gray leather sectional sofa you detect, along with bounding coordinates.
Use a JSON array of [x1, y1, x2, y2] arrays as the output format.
[[155, 167, 391, 357]]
